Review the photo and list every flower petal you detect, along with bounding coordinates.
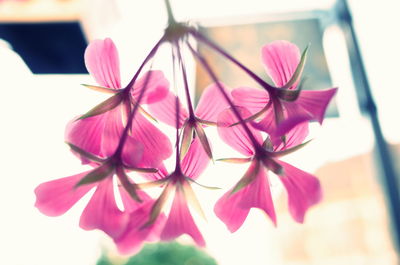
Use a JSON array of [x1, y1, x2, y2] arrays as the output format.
[[214, 189, 250, 233], [84, 38, 121, 89], [275, 121, 309, 151], [115, 200, 166, 255], [215, 163, 276, 232], [195, 82, 231, 123], [79, 178, 128, 238], [121, 136, 144, 168], [131, 113, 172, 168], [232, 86, 269, 114], [100, 105, 124, 157], [119, 185, 152, 213], [65, 115, 106, 164], [131, 70, 170, 104], [140, 163, 169, 182], [34, 171, 95, 217], [161, 186, 205, 247], [261, 40, 300, 89], [295, 88, 338, 124], [278, 160, 322, 223], [217, 107, 262, 156], [181, 138, 210, 180], [147, 91, 188, 127]]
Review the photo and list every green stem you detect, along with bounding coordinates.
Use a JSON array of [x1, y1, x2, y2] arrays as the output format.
[[164, 0, 176, 24]]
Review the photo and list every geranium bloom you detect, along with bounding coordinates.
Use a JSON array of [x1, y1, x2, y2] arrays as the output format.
[[115, 138, 210, 252], [34, 146, 148, 238], [232, 40, 337, 146], [214, 107, 322, 232], [66, 38, 172, 167], [35, 38, 172, 239], [148, 82, 231, 158]]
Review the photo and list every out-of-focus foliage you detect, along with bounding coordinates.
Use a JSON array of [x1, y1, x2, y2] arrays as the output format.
[[97, 242, 218, 265]]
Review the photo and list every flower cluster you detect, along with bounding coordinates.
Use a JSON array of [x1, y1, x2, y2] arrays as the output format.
[[34, 14, 337, 254]]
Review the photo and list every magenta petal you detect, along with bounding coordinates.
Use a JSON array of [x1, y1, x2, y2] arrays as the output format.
[[181, 138, 210, 180], [115, 201, 166, 255], [140, 163, 169, 181], [131, 113, 172, 168], [131, 70, 170, 104], [65, 115, 106, 163], [217, 107, 262, 156], [275, 121, 309, 151], [261, 40, 300, 88], [214, 189, 251, 233], [215, 163, 276, 232], [119, 185, 151, 213], [79, 178, 128, 238], [121, 136, 144, 168], [34, 171, 95, 217], [147, 91, 188, 127], [195, 82, 231, 123], [278, 161, 322, 223], [239, 168, 276, 225], [161, 187, 205, 247], [295, 88, 338, 124], [84, 38, 121, 89], [100, 105, 124, 157], [232, 87, 269, 113]]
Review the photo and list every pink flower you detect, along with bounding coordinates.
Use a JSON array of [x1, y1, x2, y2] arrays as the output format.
[[214, 107, 322, 232], [232, 40, 337, 146], [148, 82, 232, 159], [35, 38, 173, 240], [34, 137, 166, 239], [66, 38, 172, 168], [115, 138, 210, 252]]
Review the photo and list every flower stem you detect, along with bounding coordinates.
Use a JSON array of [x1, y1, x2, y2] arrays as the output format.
[[171, 44, 182, 173], [164, 0, 176, 24], [187, 41, 262, 150], [189, 29, 275, 93], [176, 43, 196, 117], [114, 38, 163, 158], [124, 36, 164, 91]]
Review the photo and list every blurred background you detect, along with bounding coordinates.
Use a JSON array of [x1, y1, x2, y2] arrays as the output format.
[[1, 0, 400, 264]]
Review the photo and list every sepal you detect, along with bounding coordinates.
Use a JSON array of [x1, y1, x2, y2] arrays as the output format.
[[81, 84, 119, 94], [280, 44, 309, 90], [75, 162, 114, 187], [79, 92, 124, 120], [230, 160, 260, 195]]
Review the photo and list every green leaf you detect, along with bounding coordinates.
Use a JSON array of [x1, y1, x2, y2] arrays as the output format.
[[142, 182, 173, 228], [81, 84, 119, 94], [230, 160, 260, 195], [280, 44, 309, 90], [78, 92, 123, 120], [216, 157, 252, 164], [75, 163, 114, 188], [66, 142, 105, 163], [193, 122, 213, 160], [116, 166, 142, 202]]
